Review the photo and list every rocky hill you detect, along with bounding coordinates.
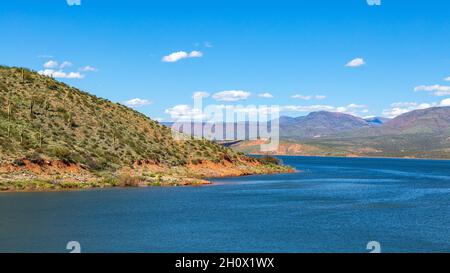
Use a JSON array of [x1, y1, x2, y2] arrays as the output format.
[[382, 106, 450, 135], [0, 66, 292, 191]]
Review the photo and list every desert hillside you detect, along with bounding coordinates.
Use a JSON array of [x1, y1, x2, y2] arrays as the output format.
[[0, 66, 292, 191]]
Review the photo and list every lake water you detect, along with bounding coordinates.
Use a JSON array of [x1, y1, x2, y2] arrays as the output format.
[[0, 156, 449, 253]]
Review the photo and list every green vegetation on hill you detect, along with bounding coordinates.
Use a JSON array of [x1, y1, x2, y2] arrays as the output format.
[[0, 65, 293, 191]]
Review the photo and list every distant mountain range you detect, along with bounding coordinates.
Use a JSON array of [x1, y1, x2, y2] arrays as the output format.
[[164, 111, 394, 140], [163, 112, 390, 140], [162, 105, 450, 159], [294, 106, 450, 139], [232, 107, 450, 159]]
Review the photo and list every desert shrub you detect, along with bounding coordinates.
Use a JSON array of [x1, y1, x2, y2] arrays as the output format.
[[0, 82, 8, 92], [257, 155, 280, 165], [59, 181, 81, 189], [22, 70, 34, 83], [26, 152, 45, 165], [190, 158, 203, 165], [12, 158, 26, 166], [56, 107, 67, 113], [117, 174, 140, 187], [84, 156, 108, 170], [51, 146, 76, 163], [101, 176, 119, 187]]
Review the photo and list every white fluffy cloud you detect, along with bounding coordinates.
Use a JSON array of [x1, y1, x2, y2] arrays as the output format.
[[65, 71, 84, 79], [282, 103, 368, 116], [281, 105, 335, 112], [79, 65, 98, 72], [162, 50, 203, 62], [60, 61, 72, 69], [162, 51, 188, 62], [440, 98, 450, 106], [123, 98, 152, 108], [291, 94, 326, 100], [382, 102, 435, 118], [165, 104, 279, 122], [415, 84, 450, 96], [383, 100, 450, 118], [44, 60, 73, 69], [345, 58, 365, 67], [165, 102, 372, 121], [40, 60, 95, 79], [67, 0, 81, 6], [212, 90, 251, 102], [291, 94, 312, 100], [367, 0, 381, 5], [165, 105, 206, 120], [44, 60, 59, 69], [444, 76, 450, 82], [188, 51, 203, 58], [258, 92, 274, 98], [335, 104, 367, 115], [38, 69, 84, 79]]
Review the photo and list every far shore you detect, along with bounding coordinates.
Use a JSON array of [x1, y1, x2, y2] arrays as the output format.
[[250, 153, 450, 162]]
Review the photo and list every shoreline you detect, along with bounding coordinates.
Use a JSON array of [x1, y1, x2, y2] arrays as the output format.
[[206, 168, 300, 181], [0, 178, 210, 194], [252, 153, 450, 162], [0, 163, 295, 193], [4, 152, 449, 193]]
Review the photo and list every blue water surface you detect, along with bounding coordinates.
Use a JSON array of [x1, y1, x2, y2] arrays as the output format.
[[0, 156, 449, 252]]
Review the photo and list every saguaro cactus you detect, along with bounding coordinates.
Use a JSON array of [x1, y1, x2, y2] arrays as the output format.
[[6, 97, 12, 139], [43, 99, 50, 117], [29, 98, 35, 118], [39, 126, 43, 148], [63, 92, 69, 109], [7, 99, 12, 121], [18, 125, 24, 144]]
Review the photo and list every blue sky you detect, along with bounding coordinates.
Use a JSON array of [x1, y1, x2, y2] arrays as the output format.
[[1, 0, 449, 121]]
